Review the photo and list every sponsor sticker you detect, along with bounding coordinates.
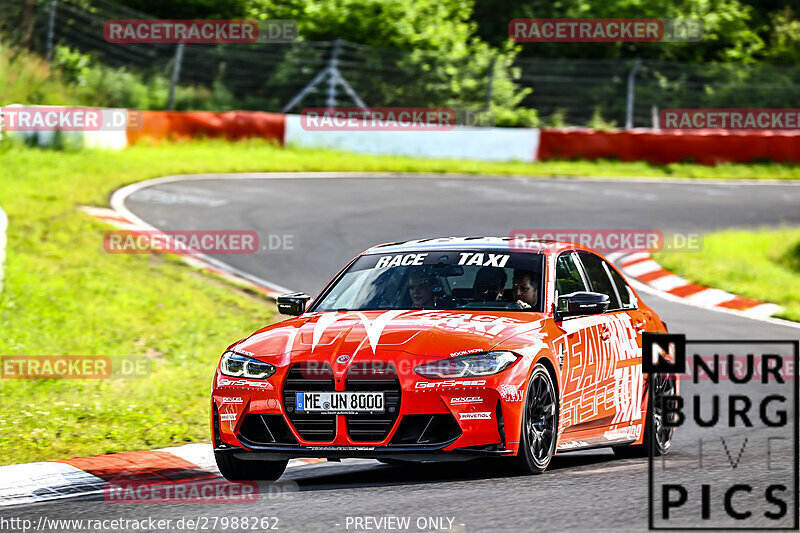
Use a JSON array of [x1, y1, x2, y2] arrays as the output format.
[[459, 412, 492, 420], [415, 379, 487, 389], [450, 396, 483, 405], [217, 377, 272, 389], [221, 397, 244, 404]]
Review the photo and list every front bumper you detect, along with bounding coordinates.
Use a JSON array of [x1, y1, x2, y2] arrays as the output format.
[[212, 359, 529, 456]]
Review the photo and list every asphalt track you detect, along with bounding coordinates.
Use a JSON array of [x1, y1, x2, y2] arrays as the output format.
[[5, 174, 800, 532]]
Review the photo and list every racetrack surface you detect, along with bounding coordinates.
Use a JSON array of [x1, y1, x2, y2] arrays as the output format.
[[4, 174, 799, 532]]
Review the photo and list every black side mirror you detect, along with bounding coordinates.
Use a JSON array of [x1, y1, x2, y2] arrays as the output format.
[[555, 291, 609, 320], [277, 292, 311, 316]]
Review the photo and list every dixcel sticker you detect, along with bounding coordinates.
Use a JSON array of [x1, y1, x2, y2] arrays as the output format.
[[221, 397, 244, 404], [450, 396, 483, 405]]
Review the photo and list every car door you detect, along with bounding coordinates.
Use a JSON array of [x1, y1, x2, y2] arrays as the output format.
[[575, 251, 645, 441], [553, 251, 613, 439]]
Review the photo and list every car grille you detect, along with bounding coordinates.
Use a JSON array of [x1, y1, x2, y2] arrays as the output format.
[[283, 363, 337, 441], [281, 361, 402, 443], [345, 362, 401, 442]]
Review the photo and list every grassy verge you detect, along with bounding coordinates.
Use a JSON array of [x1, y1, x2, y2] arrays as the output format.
[[653, 228, 800, 322], [2, 140, 800, 465]]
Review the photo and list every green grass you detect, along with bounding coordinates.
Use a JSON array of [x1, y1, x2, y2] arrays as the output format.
[[2, 140, 800, 466], [653, 228, 800, 322]]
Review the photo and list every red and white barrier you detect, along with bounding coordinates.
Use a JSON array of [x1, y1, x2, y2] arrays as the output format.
[[537, 127, 800, 165]]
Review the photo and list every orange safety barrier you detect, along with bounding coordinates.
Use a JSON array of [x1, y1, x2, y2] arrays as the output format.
[[538, 128, 800, 165], [127, 111, 285, 144]]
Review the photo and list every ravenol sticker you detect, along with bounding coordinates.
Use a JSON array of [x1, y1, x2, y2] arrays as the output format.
[[459, 411, 492, 420]]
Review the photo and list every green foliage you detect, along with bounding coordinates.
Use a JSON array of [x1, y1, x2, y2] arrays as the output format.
[[471, 0, 778, 64], [0, 40, 78, 105], [246, 0, 534, 125]]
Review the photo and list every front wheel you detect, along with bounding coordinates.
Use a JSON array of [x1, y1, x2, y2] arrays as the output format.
[[215, 452, 288, 482], [613, 371, 677, 458], [511, 363, 558, 474]]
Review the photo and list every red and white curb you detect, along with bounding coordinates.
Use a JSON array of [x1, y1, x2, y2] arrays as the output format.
[[80, 206, 286, 299], [613, 252, 783, 318], [0, 444, 325, 507]]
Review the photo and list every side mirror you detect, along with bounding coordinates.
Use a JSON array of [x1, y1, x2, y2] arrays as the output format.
[[277, 292, 311, 316], [555, 291, 609, 320]]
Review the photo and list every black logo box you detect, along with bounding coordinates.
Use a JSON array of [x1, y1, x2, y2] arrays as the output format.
[[645, 338, 799, 531]]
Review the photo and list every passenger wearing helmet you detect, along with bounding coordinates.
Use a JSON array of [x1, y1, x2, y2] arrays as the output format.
[[408, 269, 436, 308]]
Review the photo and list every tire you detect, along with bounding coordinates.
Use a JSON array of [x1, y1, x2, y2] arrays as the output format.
[[511, 363, 558, 474], [215, 452, 288, 482], [613, 371, 677, 458]]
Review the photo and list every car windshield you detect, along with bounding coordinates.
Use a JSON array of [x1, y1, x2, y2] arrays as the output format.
[[313, 250, 545, 312]]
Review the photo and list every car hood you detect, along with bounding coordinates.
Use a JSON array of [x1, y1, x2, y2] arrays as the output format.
[[233, 309, 546, 363]]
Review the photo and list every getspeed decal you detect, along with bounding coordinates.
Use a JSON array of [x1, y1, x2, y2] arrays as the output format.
[[415, 379, 486, 389]]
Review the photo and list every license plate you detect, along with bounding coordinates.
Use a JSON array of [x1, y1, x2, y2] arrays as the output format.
[[295, 392, 384, 413]]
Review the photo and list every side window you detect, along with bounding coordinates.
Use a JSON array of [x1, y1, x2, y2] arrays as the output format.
[[555, 253, 589, 296], [577, 253, 621, 310], [607, 266, 636, 309]]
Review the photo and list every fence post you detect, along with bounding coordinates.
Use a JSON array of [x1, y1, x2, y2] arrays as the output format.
[[484, 56, 496, 112], [45, 0, 57, 61], [625, 59, 641, 130], [0, 205, 7, 297], [167, 43, 185, 111], [326, 39, 342, 109]]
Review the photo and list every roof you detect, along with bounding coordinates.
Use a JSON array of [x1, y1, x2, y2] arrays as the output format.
[[363, 236, 578, 255]]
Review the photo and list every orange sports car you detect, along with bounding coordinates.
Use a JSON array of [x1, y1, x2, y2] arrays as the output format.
[[211, 237, 678, 481]]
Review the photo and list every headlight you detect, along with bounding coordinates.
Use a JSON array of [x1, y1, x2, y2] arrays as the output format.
[[220, 351, 276, 379], [414, 351, 518, 379]]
